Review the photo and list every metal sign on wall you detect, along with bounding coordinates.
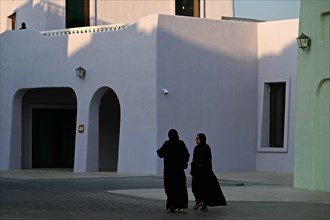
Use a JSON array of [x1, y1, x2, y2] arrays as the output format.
[[78, 124, 84, 133]]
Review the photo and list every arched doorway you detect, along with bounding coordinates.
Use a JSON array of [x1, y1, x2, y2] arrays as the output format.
[[97, 88, 120, 171], [22, 88, 77, 169]]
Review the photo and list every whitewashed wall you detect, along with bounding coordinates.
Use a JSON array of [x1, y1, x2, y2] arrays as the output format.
[[0, 0, 233, 33], [0, 15, 159, 174], [0, 14, 299, 174], [0, 0, 66, 32], [156, 16, 259, 173], [256, 19, 299, 172]]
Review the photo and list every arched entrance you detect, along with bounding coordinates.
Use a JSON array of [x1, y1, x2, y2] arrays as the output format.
[[22, 88, 77, 169], [97, 88, 120, 171]]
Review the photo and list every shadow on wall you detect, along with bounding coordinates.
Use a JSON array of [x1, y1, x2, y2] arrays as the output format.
[[4, 13, 260, 173], [6, 1, 63, 31], [256, 42, 298, 173], [153, 18, 259, 173], [5, 0, 113, 31]]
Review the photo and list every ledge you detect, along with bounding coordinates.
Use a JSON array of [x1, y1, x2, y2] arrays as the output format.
[[40, 23, 130, 37]]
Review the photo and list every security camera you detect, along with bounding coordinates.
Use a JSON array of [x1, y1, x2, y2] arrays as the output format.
[[162, 89, 168, 95]]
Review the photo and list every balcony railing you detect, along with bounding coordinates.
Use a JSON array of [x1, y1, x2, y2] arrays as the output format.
[[41, 23, 130, 37]]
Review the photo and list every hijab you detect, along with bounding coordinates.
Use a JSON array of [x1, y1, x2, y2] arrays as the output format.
[[168, 129, 179, 141], [197, 133, 207, 144]]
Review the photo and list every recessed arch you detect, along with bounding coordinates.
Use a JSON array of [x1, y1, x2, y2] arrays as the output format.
[[89, 87, 121, 172], [21, 88, 77, 169]]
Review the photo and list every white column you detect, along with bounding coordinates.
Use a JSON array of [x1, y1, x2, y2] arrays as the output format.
[[0, 90, 24, 170], [73, 92, 99, 172]]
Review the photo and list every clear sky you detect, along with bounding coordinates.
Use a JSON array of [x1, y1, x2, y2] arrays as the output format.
[[234, 0, 301, 21]]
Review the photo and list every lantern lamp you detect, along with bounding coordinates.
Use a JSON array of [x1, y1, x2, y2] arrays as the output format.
[[75, 66, 86, 79], [296, 33, 311, 51]]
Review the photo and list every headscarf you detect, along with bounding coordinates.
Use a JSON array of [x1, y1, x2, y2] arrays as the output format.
[[168, 129, 179, 141], [197, 133, 207, 144]]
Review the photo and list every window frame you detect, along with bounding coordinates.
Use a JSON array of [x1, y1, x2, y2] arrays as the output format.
[[257, 77, 290, 153]]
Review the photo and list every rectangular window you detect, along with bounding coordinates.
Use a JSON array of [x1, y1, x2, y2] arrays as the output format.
[[176, 0, 200, 17], [257, 78, 290, 152], [66, 0, 90, 28], [269, 83, 285, 147], [7, 12, 16, 30]]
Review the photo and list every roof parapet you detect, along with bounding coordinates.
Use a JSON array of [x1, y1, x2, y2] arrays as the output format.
[[221, 16, 265, 23], [40, 23, 130, 37]]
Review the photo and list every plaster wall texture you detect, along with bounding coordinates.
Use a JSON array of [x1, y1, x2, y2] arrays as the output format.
[[294, 0, 330, 192], [155, 15, 259, 174], [92, 0, 233, 25], [256, 19, 299, 172], [0, 0, 233, 33], [0, 15, 159, 174], [0, 0, 66, 32]]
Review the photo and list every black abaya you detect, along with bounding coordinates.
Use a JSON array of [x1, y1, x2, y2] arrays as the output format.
[[190, 143, 227, 207], [157, 131, 190, 210]]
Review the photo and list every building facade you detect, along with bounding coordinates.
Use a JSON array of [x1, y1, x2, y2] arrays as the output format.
[[294, 0, 330, 192], [1, 0, 299, 176], [0, 0, 234, 33]]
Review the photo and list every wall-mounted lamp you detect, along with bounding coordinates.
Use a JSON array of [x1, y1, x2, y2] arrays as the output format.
[[296, 33, 311, 51], [75, 66, 86, 79], [162, 89, 168, 95]]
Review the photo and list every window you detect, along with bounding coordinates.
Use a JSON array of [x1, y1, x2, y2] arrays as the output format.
[[257, 78, 290, 152], [7, 12, 16, 30], [176, 0, 200, 17], [66, 0, 89, 28], [269, 83, 285, 147]]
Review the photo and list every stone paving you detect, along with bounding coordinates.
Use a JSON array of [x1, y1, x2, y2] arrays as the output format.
[[0, 170, 329, 220]]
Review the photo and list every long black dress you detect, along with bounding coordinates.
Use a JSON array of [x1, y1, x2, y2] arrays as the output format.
[[157, 130, 190, 210], [190, 142, 227, 207]]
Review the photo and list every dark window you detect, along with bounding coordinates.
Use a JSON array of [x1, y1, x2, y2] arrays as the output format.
[[66, 0, 90, 28], [269, 83, 286, 147], [176, 0, 200, 17]]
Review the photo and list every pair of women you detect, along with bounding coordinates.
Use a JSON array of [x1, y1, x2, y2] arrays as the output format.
[[157, 129, 227, 213]]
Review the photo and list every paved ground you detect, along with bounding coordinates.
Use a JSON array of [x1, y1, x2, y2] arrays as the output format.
[[0, 170, 329, 220]]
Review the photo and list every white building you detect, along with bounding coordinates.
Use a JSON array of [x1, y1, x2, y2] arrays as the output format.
[[0, 0, 298, 174]]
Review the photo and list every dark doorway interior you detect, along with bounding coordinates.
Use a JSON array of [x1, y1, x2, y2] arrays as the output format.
[[32, 109, 76, 168], [98, 89, 120, 171]]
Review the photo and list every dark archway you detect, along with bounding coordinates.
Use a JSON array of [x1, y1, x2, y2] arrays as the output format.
[[22, 88, 77, 169], [98, 88, 121, 171]]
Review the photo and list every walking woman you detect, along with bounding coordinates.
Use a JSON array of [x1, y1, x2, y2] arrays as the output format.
[[157, 129, 190, 213], [190, 133, 227, 212]]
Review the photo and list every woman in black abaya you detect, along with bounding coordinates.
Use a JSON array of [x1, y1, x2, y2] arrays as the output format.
[[157, 129, 190, 212], [190, 133, 227, 212]]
